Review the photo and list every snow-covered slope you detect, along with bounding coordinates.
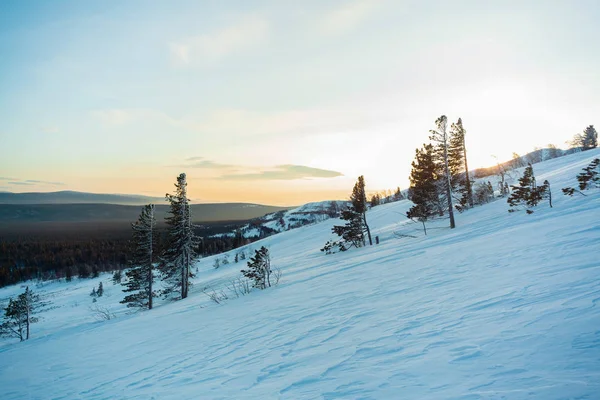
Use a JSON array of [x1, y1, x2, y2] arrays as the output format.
[[218, 200, 348, 239], [1, 149, 599, 399]]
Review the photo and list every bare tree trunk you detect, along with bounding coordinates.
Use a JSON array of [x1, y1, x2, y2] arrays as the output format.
[[442, 132, 456, 229], [363, 213, 373, 245], [463, 135, 473, 208], [25, 299, 30, 340], [148, 206, 153, 310]]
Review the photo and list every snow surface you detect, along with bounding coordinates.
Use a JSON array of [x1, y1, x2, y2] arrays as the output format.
[[1, 149, 600, 399]]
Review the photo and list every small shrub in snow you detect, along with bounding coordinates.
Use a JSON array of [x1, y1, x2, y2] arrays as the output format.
[[203, 287, 229, 304], [320, 240, 346, 254], [225, 277, 252, 298], [89, 305, 116, 321], [213, 258, 221, 269]]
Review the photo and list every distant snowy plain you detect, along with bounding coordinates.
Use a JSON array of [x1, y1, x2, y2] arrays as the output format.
[[1, 149, 599, 399]]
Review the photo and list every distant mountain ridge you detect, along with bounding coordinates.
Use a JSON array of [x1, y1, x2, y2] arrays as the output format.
[[0, 203, 291, 224], [0, 191, 167, 205]]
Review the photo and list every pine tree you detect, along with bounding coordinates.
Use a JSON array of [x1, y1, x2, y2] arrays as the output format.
[[160, 174, 198, 300], [241, 247, 272, 289], [407, 144, 439, 234], [448, 118, 473, 210], [577, 158, 600, 190], [429, 115, 456, 228], [331, 176, 372, 249], [121, 204, 157, 309], [572, 125, 598, 150], [112, 270, 122, 285], [0, 286, 41, 341], [393, 187, 404, 201], [507, 164, 548, 213], [97, 282, 104, 297]]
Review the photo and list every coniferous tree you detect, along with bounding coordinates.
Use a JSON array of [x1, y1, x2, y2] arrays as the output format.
[[160, 174, 198, 300], [122, 204, 157, 309], [393, 187, 404, 201], [507, 164, 548, 213], [332, 176, 372, 248], [241, 246, 272, 289], [0, 286, 41, 341], [448, 118, 473, 210], [97, 282, 104, 297], [112, 270, 122, 285], [429, 115, 456, 228], [407, 144, 439, 234], [572, 125, 598, 150], [577, 158, 600, 190], [562, 158, 600, 196]]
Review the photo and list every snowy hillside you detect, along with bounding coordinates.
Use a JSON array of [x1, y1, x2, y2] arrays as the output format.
[[1, 149, 599, 399], [218, 200, 349, 239]]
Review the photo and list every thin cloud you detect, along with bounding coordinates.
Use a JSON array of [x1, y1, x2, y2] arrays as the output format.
[[8, 181, 35, 186], [6, 179, 65, 186], [169, 15, 269, 66], [176, 157, 237, 170], [220, 164, 343, 181], [0, 177, 18, 181], [24, 180, 65, 186]]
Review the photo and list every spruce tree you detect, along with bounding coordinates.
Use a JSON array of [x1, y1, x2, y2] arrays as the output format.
[[407, 144, 439, 234], [122, 204, 157, 309], [160, 174, 198, 300], [448, 118, 473, 210], [0, 286, 41, 341], [577, 158, 600, 190], [331, 175, 372, 249], [429, 115, 456, 228], [507, 164, 548, 213]]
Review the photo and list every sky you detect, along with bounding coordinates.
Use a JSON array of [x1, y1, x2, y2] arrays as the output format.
[[0, 0, 598, 206]]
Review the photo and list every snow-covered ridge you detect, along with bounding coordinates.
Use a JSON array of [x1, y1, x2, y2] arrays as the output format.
[[1, 148, 599, 399], [213, 200, 349, 239]]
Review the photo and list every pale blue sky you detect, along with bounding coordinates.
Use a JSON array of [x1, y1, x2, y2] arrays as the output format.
[[1, 0, 598, 204]]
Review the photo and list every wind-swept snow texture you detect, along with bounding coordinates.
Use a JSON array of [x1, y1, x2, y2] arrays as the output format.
[[1, 149, 599, 399]]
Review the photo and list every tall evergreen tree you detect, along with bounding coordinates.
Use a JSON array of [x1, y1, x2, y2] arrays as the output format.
[[160, 173, 198, 300], [332, 175, 372, 248], [572, 125, 598, 150], [429, 115, 456, 228], [0, 286, 41, 341], [407, 144, 439, 234], [121, 204, 157, 309], [448, 118, 473, 210]]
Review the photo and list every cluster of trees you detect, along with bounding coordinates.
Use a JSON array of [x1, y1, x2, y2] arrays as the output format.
[[0, 286, 41, 342], [369, 187, 404, 207], [507, 164, 551, 213], [121, 173, 282, 310], [0, 238, 130, 288], [406, 116, 472, 233], [121, 173, 198, 310], [571, 125, 598, 151]]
